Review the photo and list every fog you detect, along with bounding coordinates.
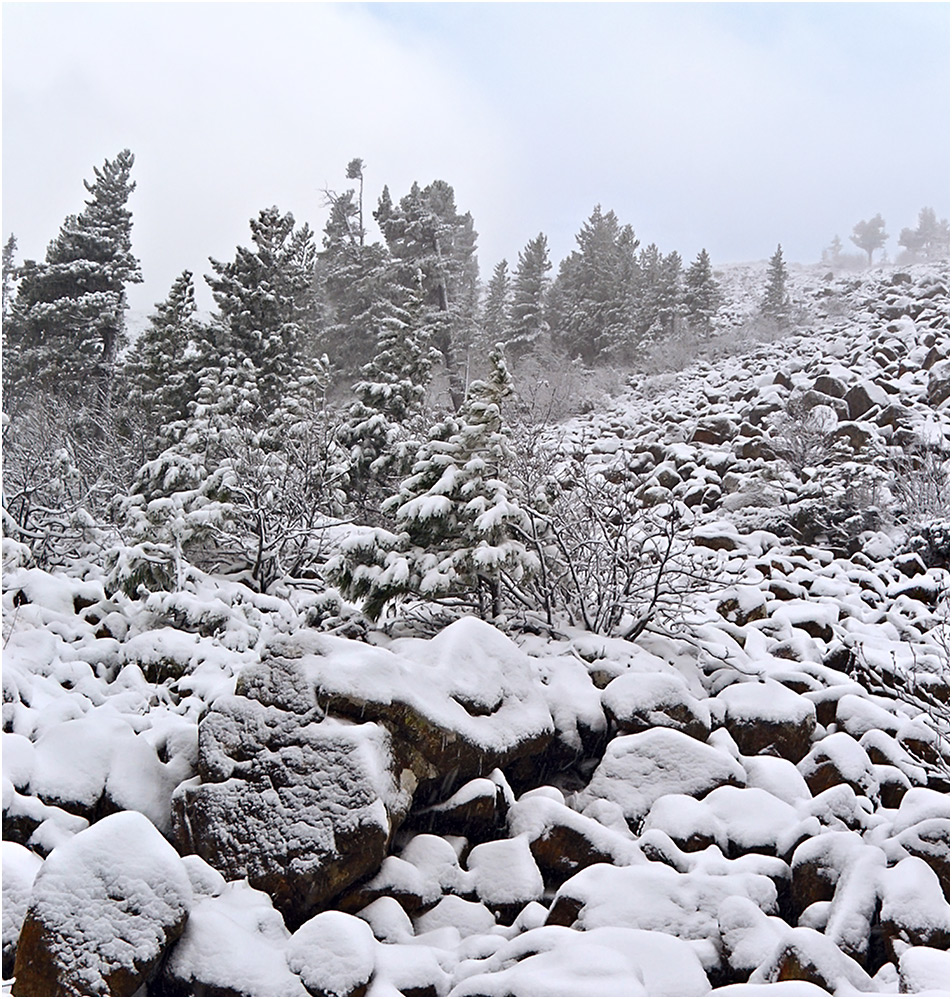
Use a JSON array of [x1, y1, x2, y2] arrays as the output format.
[[3, 3, 948, 311]]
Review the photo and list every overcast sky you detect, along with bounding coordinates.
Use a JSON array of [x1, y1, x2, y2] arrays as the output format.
[[3, 2, 949, 312]]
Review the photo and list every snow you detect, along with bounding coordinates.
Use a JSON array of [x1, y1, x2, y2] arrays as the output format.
[[163, 880, 307, 997], [2, 842, 42, 970], [465, 835, 544, 908], [18, 810, 192, 995], [286, 910, 376, 997], [575, 728, 746, 823], [898, 947, 952, 996], [718, 678, 816, 728]]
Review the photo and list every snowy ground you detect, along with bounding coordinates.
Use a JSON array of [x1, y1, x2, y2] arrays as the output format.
[[2, 261, 949, 997]]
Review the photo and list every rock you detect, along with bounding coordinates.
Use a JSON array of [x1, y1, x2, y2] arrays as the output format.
[[791, 831, 865, 916], [717, 586, 769, 627], [602, 672, 711, 742], [509, 791, 638, 879], [575, 729, 746, 827], [878, 857, 950, 960], [172, 702, 406, 930], [13, 811, 192, 997], [812, 374, 847, 398], [304, 618, 555, 803], [832, 421, 876, 451], [2, 843, 42, 978], [927, 359, 950, 406], [158, 879, 307, 997], [286, 911, 377, 998], [844, 381, 890, 420], [893, 818, 950, 900], [749, 926, 877, 993], [692, 415, 738, 445], [465, 836, 545, 922], [898, 946, 952, 995], [408, 775, 508, 842], [798, 733, 878, 799], [718, 680, 817, 763]]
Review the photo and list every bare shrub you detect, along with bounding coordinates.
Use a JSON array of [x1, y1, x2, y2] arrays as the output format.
[[507, 437, 726, 638]]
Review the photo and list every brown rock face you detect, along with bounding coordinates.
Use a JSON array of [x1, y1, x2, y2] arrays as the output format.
[[12, 812, 191, 997]]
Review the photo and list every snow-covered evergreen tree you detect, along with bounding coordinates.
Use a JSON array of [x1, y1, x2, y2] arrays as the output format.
[[330, 344, 536, 620], [375, 180, 479, 409], [205, 207, 317, 413], [508, 233, 552, 357], [121, 271, 202, 447], [761, 244, 790, 325], [480, 259, 511, 348], [550, 206, 639, 363], [2, 234, 17, 321], [683, 248, 721, 337], [4, 150, 142, 403]]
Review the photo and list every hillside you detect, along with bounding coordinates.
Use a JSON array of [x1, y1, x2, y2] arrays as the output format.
[[2, 261, 949, 997]]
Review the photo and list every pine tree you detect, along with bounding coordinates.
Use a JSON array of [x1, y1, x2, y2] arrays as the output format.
[[508, 234, 552, 357], [205, 207, 317, 414], [316, 159, 396, 374], [375, 180, 479, 408], [480, 259, 511, 349], [761, 244, 790, 325], [898, 207, 950, 261], [340, 274, 435, 513], [330, 344, 536, 619], [4, 150, 142, 403], [683, 249, 721, 337], [850, 214, 888, 267], [120, 271, 205, 456], [550, 206, 639, 363], [2, 234, 17, 321]]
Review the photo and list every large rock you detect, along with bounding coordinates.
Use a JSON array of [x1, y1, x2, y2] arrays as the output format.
[[844, 380, 889, 420], [304, 618, 556, 800], [2, 843, 42, 977], [602, 672, 711, 742], [172, 697, 407, 930], [574, 729, 746, 827], [12, 811, 192, 997], [172, 619, 554, 929], [718, 680, 817, 763]]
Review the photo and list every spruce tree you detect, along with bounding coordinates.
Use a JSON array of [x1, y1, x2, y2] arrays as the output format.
[[550, 206, 639, 363], [480, 259, 511, 349], [508, 234, 552, 358], [331, 344, 536, 620], [205, 207, 317, 414], [4, 150, 142, 403], [761, 244, 790, 325], [683, 249, 721, 337], [2, 234, 17, 321], [122, 270, 201, 442]]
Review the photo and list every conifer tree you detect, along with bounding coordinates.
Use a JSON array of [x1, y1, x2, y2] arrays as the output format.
[[761, 244, 790, 325], [850, 214, 888, 267], [550, 206, 639, 363], [375, 180, 479, 408], [508, 234, 552, 357], [2, 234, 17, 321], [205, 207, 317, 414], [122, 271, 201, 443], [683, 249, 721, 337], [480, 259, 511, 348], [4, 150, 142, 403], [331, 344, 536, 619]]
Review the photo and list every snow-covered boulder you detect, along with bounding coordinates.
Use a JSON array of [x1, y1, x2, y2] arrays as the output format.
[[878, 856, 950, 960], [2, 842, 42, 977], [286, 910, 377, 997], [749, 926, 877, 993], [304, 617, 555, 799], [797, 732, 878, 799], [602, 671, 711, 742], [13, 811, 192, 997], [465, 835, 545, 920], [718, 680, 817, 763], [897, 946, 952, 996], [158, 879, 307, 997], [575, 728, 746, 826], [172, 696, 407, 929]]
